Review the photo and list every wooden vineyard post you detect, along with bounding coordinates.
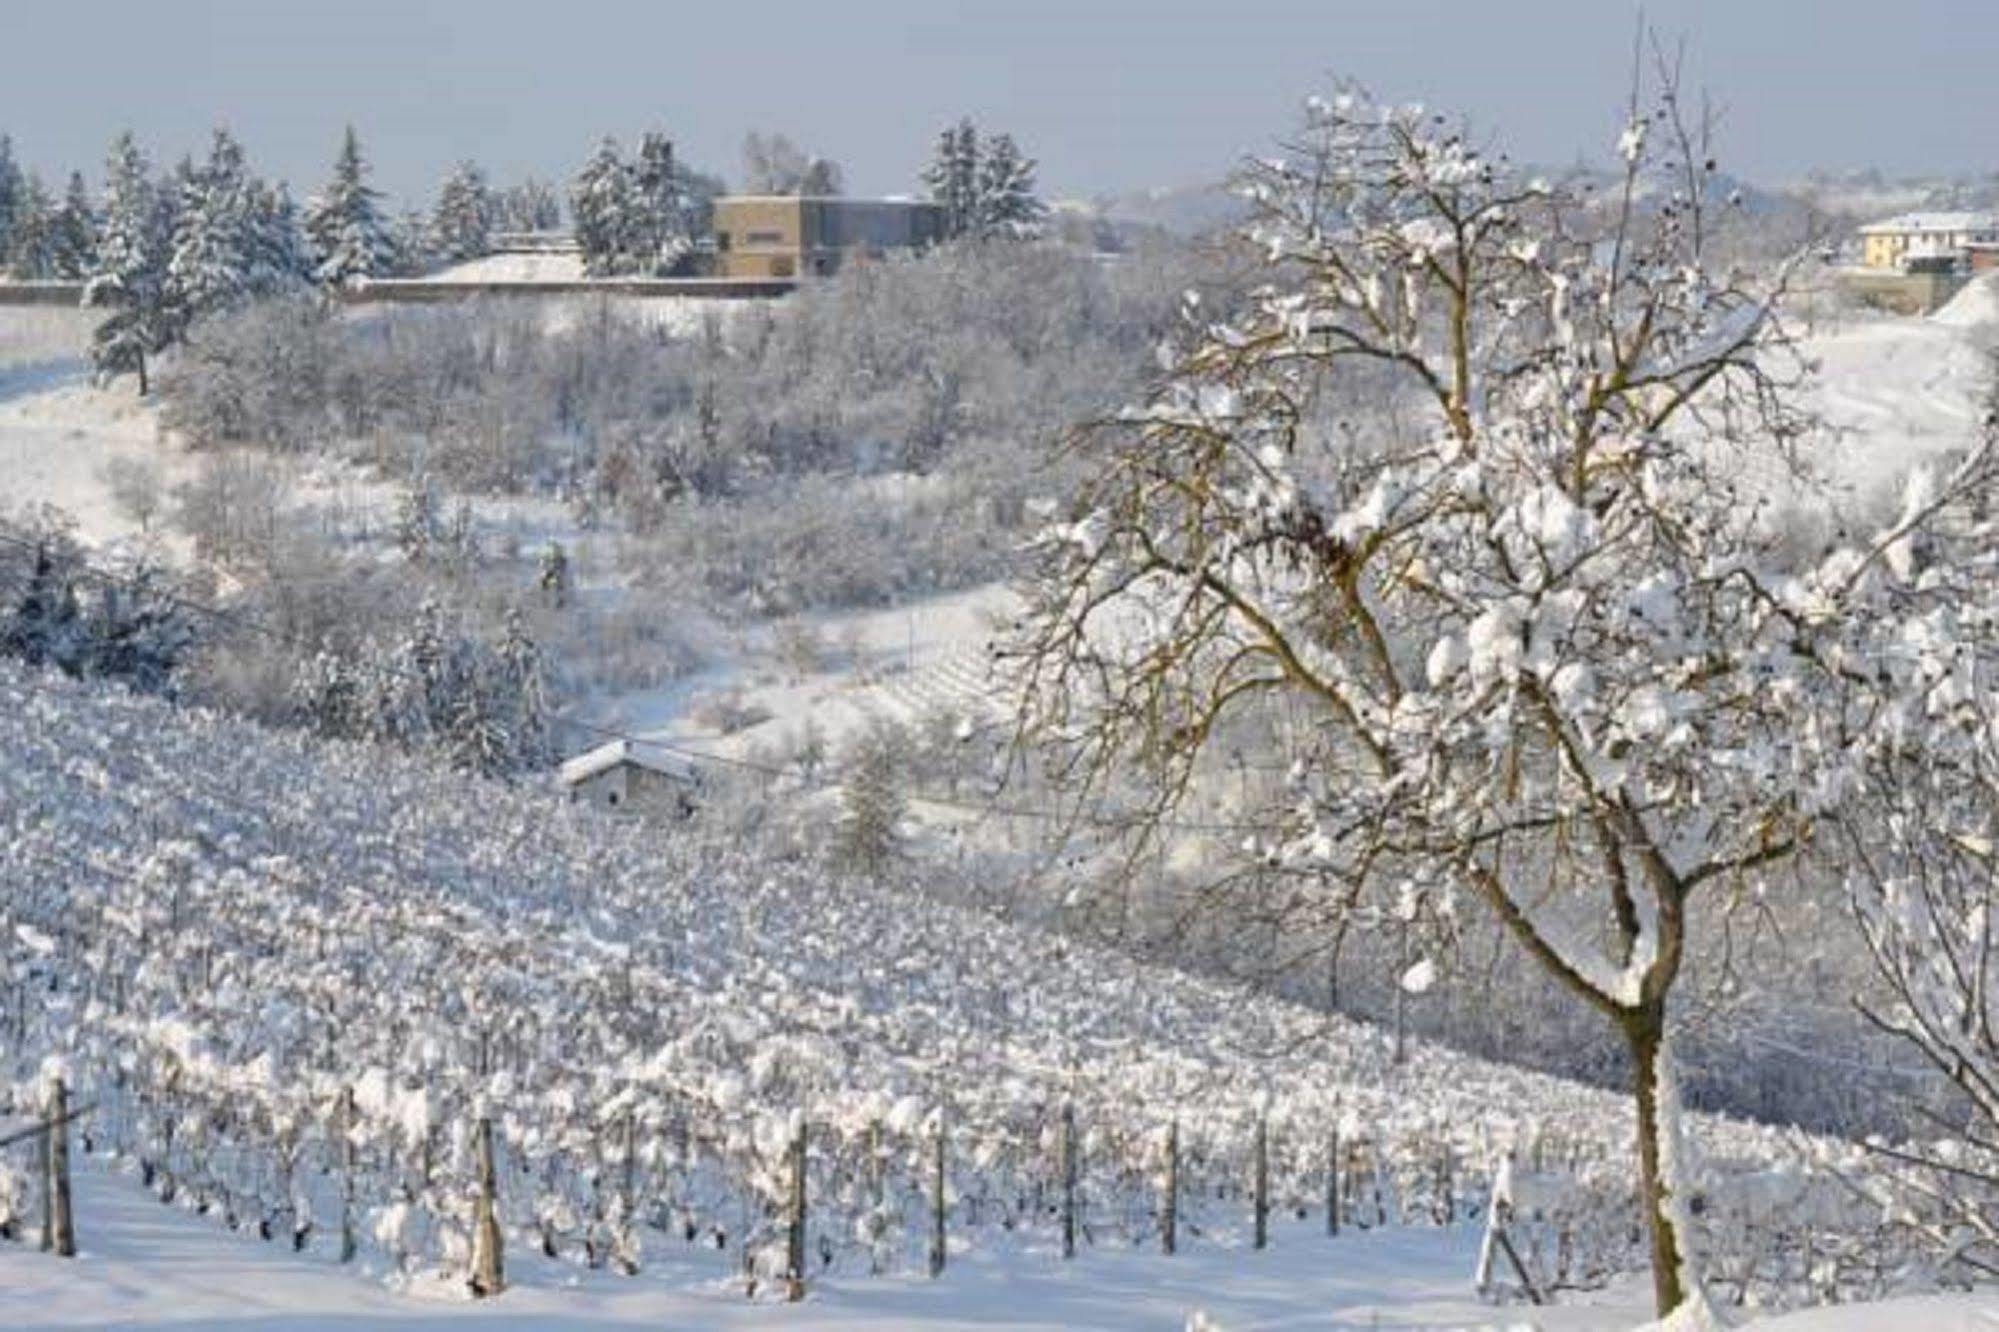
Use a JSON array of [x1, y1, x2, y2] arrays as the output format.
[[1327, 1122, 1340, 1237], [337, 1085, 357, 1264], [927, 1110, 948, 1279], [469, 1117, 505, 1297], [1252, 1112, 1269, 1252], [1059, 1101, 1078, 1260], [42, 1076, 76, 1258], [1161, 1118, 1179, 1256], [784, 1116, 807, 1302]]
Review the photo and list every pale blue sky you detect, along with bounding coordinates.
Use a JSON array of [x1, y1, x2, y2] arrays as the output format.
[[4, 1, 1995, 207]]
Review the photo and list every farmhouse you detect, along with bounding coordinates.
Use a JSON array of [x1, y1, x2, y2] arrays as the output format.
[[711, 196, 948, 279], [1857, 212, 1999, 272], [558, 738, 700, 817]]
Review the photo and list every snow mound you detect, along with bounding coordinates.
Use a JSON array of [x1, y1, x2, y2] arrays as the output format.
[[1931, 273, 1999, 329]]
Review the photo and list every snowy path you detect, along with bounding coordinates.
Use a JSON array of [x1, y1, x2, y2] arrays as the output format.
[[0, 1164, 1656, 1330]]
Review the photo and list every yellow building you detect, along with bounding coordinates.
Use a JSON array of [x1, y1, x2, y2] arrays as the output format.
[[1858, 212, 1999, 271], [711, 196, 948, 279]]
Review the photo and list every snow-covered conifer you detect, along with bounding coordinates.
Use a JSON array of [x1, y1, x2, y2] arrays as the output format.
[[6, 172, 56, 278], [304, 126, 394, 286], [921, 120, 980, 239], [430, 160, 493, 262], [50, 171, 97, 278], [570, 137, 637, 277], [84, 132, 172, 393], [974, 133, 1042, 239], [0, 134, 21, 261], [166, 129, 259, 327]]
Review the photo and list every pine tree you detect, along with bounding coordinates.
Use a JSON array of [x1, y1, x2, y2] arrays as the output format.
[[834, 724, 906, 882], [84, 133, 172, 394], [6, 173, 56, 278], [304, 126, 393, 285], [630, 133, 692, 275], [0, 135, 21, 264], [975, 133, 1043, 239], [496, 608, 552, 769], [922, 120, 1042, 241], [570, 138, 636, 277], [166, 129, 258, 329], [920, 120, 980, 239], [244, 179, 309, 292], [50, 172, 96, 279], [429, 160, 493, 262]]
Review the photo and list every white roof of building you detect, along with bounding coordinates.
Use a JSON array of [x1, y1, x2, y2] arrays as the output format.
[[1859, 211, 1999, 236], [558, 738, 700, 787]]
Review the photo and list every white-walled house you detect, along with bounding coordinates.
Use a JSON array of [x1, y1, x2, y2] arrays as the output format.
[[558, 739, 700, 818], [1858, 212, 1999, 271]]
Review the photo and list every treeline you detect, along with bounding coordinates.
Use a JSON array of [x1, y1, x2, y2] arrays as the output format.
[[160, 236, 1225, 610]]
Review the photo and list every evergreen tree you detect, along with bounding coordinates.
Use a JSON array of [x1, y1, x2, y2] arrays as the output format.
[[50, 171, 97, 279], [0, 134, 21, 263], [920, 120, 980, 239], [834, 724, 906, 882], [386, 208, 433, 276], [84, 132, 172, 394], [166, 129, 258, 329], [304, 126, 393, 285], [570, 137, 636, 277], [496, 607, 552, 769], [430, 160, 493, 262], [6, 173, 56, 278], [630, 133, 692, 274], [922, 120, 1043, 241], [975, 133, 1043, 239], [244, 178, 310, 292]]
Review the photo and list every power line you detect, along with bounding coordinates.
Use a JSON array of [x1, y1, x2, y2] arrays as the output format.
[[0, 527, 1271, 837]]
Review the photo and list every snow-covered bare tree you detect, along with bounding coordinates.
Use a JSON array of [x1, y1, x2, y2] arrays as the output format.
[[430, 160, 494, 262], [305, 126, 393, 285], [84, 132, 172, 394], [1832, 395, 1999, 1276], [1008, 78, 1999, 1321], [740, 131, 841, 196], [496, 177, 562, 232]]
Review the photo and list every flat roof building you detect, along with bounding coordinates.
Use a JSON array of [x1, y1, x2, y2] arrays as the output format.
[[711, 196, 948, 279]]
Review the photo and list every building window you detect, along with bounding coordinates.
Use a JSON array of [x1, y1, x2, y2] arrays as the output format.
[[746, 230, 785, 245], [716, 232, 731, 251]]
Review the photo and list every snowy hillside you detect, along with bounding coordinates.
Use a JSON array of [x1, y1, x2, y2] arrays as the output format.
[[0, 659, 1922, 1322]]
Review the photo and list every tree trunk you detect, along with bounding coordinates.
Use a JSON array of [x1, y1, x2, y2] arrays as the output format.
[[1161, 1119, 1178, 1256], [1624, 1008, 1693, 1318]]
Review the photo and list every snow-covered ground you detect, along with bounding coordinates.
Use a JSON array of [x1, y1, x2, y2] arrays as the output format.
[[0, 1163, 1657, 1331], [2, 1169, 1988, 1329], [0, 308, 194, 553], [1801, 274, 1997, 502]]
